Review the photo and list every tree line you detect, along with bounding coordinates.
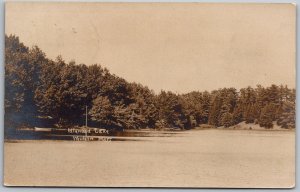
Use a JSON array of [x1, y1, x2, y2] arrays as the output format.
[[5, 34, 296, 132]]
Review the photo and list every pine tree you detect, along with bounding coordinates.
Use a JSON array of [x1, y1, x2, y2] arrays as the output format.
[[89, 96, 114, 128], [245, 104, 257, 124], [208, 95, 221, 126], [200, 91, 211, 124], [277, 101, 295, 128], [232, 106, 243, 125], [221, 112, 233, 127], [259, 104, 274, 128]]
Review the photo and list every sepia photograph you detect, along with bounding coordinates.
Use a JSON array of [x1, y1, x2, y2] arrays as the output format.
[[3, 2, 296, 188]]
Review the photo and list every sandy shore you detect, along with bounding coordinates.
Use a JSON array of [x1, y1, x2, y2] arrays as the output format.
[[4, 129, 295, 188]]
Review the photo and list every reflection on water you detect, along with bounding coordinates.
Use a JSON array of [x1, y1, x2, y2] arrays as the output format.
[[7, 128, 183, 142]]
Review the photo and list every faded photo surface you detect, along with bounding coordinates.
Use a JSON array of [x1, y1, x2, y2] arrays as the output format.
[[4, 2, 295, 188]]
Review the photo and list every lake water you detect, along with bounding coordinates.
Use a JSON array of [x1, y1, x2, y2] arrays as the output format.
[[4, 129, 295, 188], [7, 127, 181, 141]]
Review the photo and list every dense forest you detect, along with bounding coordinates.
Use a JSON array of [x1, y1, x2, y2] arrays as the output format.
[[5, 34, 296, 133]]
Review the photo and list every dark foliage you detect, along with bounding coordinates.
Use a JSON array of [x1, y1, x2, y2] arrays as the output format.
[[5, 35, 296, 132]]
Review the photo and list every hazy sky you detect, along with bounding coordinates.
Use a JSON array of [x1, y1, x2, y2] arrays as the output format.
[[6, 3, 296, 93]]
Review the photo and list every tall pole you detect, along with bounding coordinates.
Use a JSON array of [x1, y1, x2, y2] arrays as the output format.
[[85, 105, 88, 127], [85, 105, 88, 137]]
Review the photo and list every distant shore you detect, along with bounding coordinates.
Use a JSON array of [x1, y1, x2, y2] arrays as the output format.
[[193, 121, 295, 131]]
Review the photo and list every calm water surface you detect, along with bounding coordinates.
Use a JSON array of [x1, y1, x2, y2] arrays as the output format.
[[4, 129, 295, 188]]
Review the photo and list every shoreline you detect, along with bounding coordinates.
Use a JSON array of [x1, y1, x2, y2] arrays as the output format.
[[5, 127, 295, 143]]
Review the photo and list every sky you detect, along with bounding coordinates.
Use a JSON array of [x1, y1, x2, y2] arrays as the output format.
[[5, 3, 296, 93]]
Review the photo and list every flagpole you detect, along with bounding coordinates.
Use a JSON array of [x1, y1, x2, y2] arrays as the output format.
[[85, 105, 88, 137]]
